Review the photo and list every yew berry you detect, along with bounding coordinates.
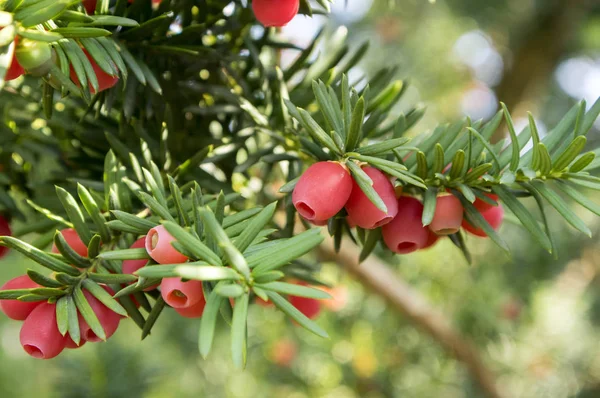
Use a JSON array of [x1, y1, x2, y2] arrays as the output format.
[[462, 205, 504, 237], [292, 162, 353, 223], [252, 0, 300, 27], [65, 335, 86, 349], [321, 286, 348, 312], [70, 49, 118, 94], [51, 228, 88, 258], [473, 193, 499, 212], [145, 225, 188, 265], [290, 294, 321, 319], [429, 194, 464, 235], [78, 288, 121, 342], [160, 277, 204, 309], [15, 39, 53, 77], [82, 0, 96, 13], [0, 215, 11, 259], [174, 295, 206, 318], [422, 229, 440, 250], [122, 237, 148, 274], [382, 196, 429, 254], [4, 38, 24, 81], [270, 338, 298, 367], [20, 303, 67, 359], [345, 167, 398, 229], [0, 275, 41, 320]]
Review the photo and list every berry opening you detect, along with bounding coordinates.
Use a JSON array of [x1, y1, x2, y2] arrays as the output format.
[[295, 202, 315, 220], [397, 242, 418, 253], [167, 290, 188, 306], [151, 231, 159, 250], [23, 344, 44, 359], [436, 227, 458, 235]]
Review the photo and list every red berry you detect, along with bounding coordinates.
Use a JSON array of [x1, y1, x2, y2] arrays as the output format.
[[422, 229, 440, 250], [83, 0, 96, 13], [252, 0, 300, 27], [289, 283, 321, 319], [429, 194, 463, 235], [292, 162, 353, 223], [65, 335, 86, 349], [0, 215, 11, 259], [78, 287, 121, 342], [20, 303, 67, 359], [270, 338, 297, 367], [345, 167, 398, 229], [0, 275, 41, 320], [321, 286, 348, 312], [462, 205, 504, 237], [70, 49, 118, 94], [473, 193, 499, 212], [123, 236, 158, 291], [145, 225, 188, 265], [382, 196, 429, 254], [290, 295, 321, 319], [4, 38, 24, 81], [51, 228, 89, 258], [160, 277, 204, 309], [174, 295, 206, 318]]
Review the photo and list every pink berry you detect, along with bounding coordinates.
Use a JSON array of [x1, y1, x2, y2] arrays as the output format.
[[123, 236, 158, 291], [51, 228, 88, 258], [122, 237, 148, 274], [174, 295, 206, 318], [78, 287, 121, 342], [0, 275, 41, 320], [145, 225, 188, 265], [345, 167, 398, 229], [160, 277, 204, 309], [429, 194, 464, 235], [422, 229, 440, 250], [252, 0, 300, 27], [0, 215, 11, 259], [473, 193, 499, 212], [290, 295, 321, 319], [65, 335, 86, 349], [382, 196, 429, 254], [462, 205, 504, 237], [292, 162, 353, 222], [20, 303, 67, 359]]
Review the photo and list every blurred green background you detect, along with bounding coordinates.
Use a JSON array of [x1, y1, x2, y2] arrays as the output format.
[[2, 0, 600, 397]]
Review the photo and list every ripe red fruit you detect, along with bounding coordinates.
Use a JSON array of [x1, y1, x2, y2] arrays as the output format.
[[473, 193, 499, 212], [174, 295, 206, 318], [290, 295, 321, 319], [345, 167, 398, 229], [78, 288, 121, 342], [462, 205, 504, 237], [422, 229, 440, 250], [382, 196, 430, 254], [429, 194, 464, 235], [20, 303, 67, 359], [4, 38, 24, 81], [123, 236, 158, 291], [70, 49, 118, 94], [145, 225, 188, 265], [65, 335, 86, 349], [292, 162, 353, 223], [0, 215, 11, 259], [51, 228, 89, 258], [252, 0, 300, 27], [0, 275, 41, 320], [82, 0, 96, 13], [160, 277, 204, 309]]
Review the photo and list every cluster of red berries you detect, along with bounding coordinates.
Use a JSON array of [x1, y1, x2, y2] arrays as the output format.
[[252, 0, 300, 27], [292, 161, 504, 254], [4, 36, 118, 94], [0, 274, 121, 359]]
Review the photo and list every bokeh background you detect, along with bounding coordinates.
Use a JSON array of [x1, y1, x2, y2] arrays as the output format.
[[2, 0, 600, 397]]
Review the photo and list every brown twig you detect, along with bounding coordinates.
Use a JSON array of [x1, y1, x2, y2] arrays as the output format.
[[317, 236, 506, 398]]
